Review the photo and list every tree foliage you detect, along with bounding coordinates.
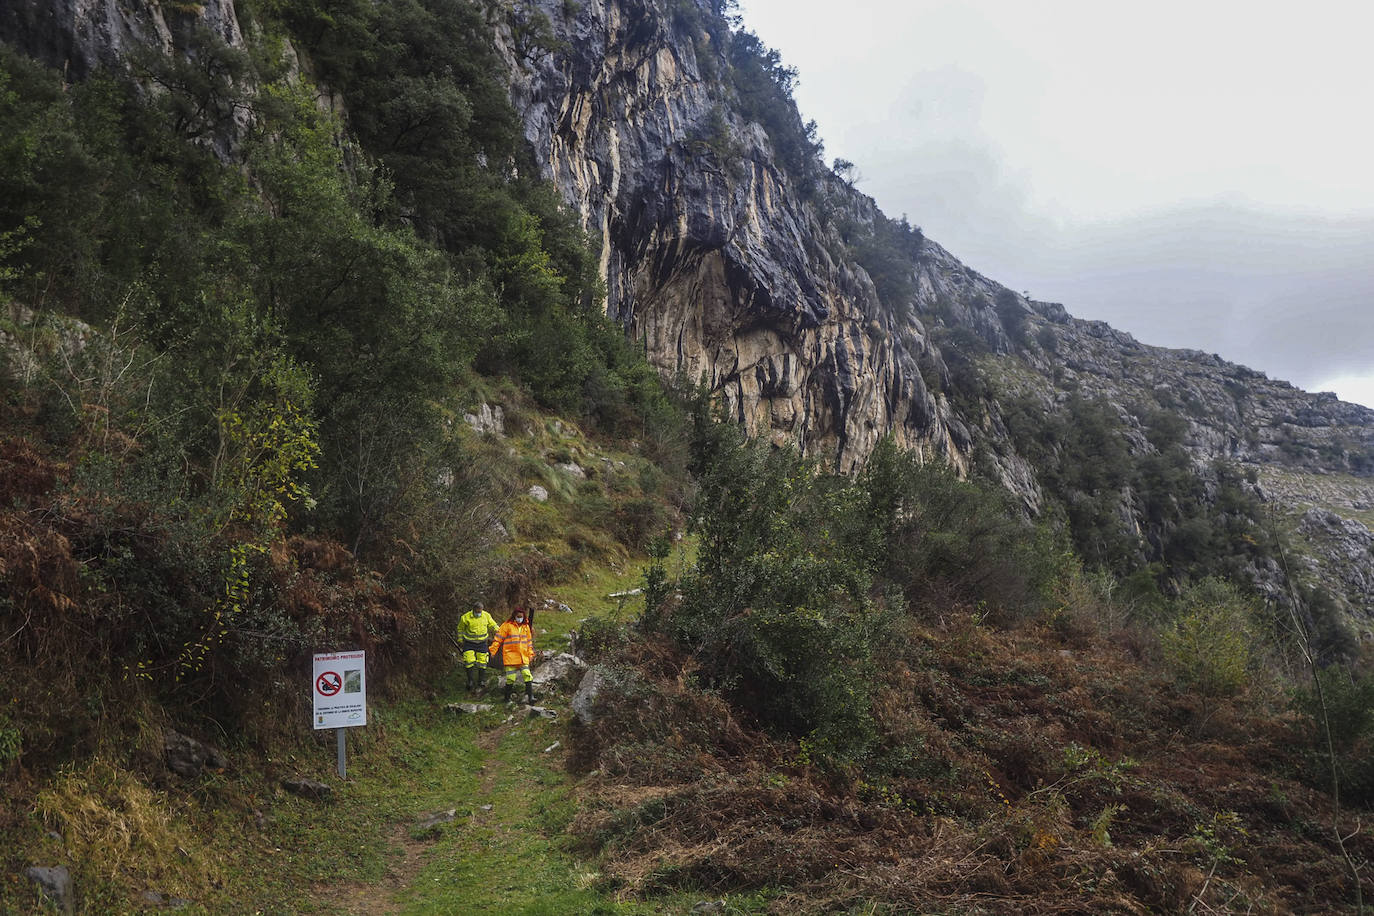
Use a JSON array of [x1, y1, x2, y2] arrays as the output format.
[[644, 413, 1060, 765], [1159, 578, 1254, 701], [1002, 393, 1279, 589], [724, 30, 824, 191], [844, 213, 924, 321], [0, 1, 680, 736]]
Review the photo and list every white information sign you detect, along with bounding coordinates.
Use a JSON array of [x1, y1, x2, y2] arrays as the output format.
[[312, 650, 367, 730]]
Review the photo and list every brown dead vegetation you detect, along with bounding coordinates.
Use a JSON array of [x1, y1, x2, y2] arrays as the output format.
[[571, 622, 1374, 914], [0, 421, 422, 769], [277, 536, 420, 660]]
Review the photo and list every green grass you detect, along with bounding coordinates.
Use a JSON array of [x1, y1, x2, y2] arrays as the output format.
[[394, 706, 630, 915], [228, 677, 749, 915], [0, 544, 726, 916], [484, 396, 690, 643], [540, 536, 696, 641]]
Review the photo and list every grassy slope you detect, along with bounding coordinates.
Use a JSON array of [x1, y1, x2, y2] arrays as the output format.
[[1259, 466, 1374, 530], [0, 397, 718, 915], [3, 384, 1368, 914], [1, 561, 723, 915]]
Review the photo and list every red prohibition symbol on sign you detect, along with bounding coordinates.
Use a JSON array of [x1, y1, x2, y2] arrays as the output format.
[[316, 671, 342, 696]]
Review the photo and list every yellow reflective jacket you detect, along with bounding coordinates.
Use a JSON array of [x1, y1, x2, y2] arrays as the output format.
[[490, 620, 534, 666], [457, 610, 499, 642]]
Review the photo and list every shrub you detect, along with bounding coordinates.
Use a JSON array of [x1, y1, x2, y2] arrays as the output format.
[[861, 437, 1062, 619], [848, 213, 923, 322], [1160, 578, 1254, 702], [725, 30, 823, 190], [1292, 663, 1374, 807], [652, 421, 1064, 765], [1297, 666, 1374, 754], [1036, 325, 1058, 353], [644, 404, 883, 762], [994, 288, 1028, 347]]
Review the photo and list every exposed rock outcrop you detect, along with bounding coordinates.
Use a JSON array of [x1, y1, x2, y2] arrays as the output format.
[[501, 0, 1374, 488], [531, 651, 588, 687], [24, 866, 73, 914], [0, 0, 244, 79], [499, 0, 1374, 620], [571, 665, 609, 726], [280, 776, 332, 802], [163, 728, 229, 779], [1299, 508, 1374, 631], [503, 0, 959, 472], [4, 0, 1371, 621]]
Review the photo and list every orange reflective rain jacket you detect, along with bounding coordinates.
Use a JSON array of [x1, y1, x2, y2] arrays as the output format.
[[490, 620, 534, 667]]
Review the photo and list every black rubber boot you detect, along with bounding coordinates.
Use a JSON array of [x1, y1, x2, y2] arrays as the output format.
[[476, 668, 486, 691], [525, 683, 535, 706], [503, 683, 513, 704], [465, 667, 475, 691]]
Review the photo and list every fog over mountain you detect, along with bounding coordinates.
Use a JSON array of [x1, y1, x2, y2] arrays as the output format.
[[879, 190, 1374, 397], [738, 0, 1374, 406]]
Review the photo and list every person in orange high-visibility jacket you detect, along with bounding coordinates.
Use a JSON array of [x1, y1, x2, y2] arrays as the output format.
[[490, 607, 535, 705]]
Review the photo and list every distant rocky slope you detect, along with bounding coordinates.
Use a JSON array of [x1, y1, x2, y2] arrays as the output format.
[[4, 0, 1371, 621], [501, 0, 1373, 460], [500, 0, 1372, 619]]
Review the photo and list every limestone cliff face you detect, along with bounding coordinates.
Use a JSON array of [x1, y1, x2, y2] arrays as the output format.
[[501, 0, 1374, 483], [23, 0, 1365, 491], [501, 0, 1373, 620], [502, 0, 963, 473], [0, 0, 243, 78], [5, 0, 1372, 616]]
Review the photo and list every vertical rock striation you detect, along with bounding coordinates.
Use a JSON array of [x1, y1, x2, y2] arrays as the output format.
[[503, 0, 962, 471], [4, 0, 1371, 617], [0, 0, 244, 79], [501, 0, 1374, 484], [500, 0, 1373, 623]]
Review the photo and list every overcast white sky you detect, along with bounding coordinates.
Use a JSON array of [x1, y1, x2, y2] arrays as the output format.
[[737, 0, 1374, 408]]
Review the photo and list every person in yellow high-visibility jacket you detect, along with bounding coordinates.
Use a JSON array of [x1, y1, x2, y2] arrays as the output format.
[[457, 602, 500, 692], [490, 607, 535, 705]]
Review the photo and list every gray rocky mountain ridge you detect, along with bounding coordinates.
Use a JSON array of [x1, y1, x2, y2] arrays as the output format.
[[499, 0, 1374, 466], [497, 0, 1373, 621], [3, 0, 1371, 623]]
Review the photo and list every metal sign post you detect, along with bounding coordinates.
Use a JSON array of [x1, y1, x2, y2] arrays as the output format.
[[312, 650, 367, 779]]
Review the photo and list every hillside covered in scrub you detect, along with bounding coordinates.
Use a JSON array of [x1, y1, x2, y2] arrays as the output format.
[[2, 0, 1374, 913]]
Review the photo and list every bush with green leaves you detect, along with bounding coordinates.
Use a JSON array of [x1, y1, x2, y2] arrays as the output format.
[[0, 300, 326, 745], [994, 288, 1029, 346], [1001, 392, 1285, 600], [1293, 663, 1374, 807], [860, 437, 1064, 619], [261, 0, 676, 443], [1159, 578, 1255, 702], [725, 29, 824, 191], [845, 212, 924, 322], [1298, 666, 1374, 755], [645, 414, 1059, 765], [641, 401, 884, 761]]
